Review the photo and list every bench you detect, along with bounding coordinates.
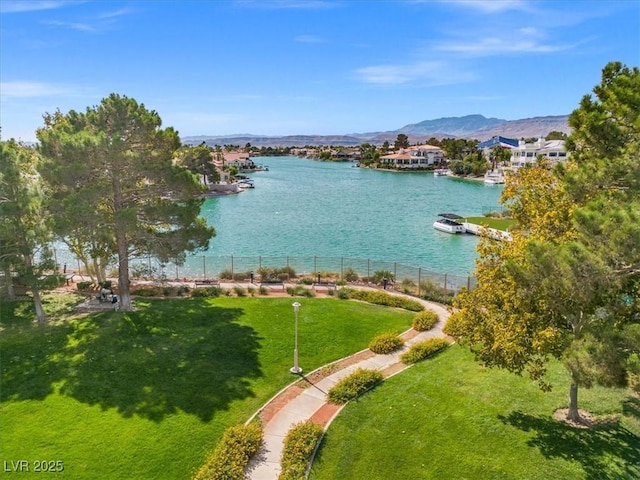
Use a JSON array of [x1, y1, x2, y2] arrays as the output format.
[[312, 282, 337, 291], [259, 280, 285, 290], [194, 279, 220, 288]]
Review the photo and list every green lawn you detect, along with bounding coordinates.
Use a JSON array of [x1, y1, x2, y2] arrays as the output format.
[[309, 345, 640, 480], [464, 216, 516, 231], [0, 294, 414, 479]]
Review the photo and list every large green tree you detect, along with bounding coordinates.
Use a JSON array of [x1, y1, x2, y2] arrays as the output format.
[[176, 144, 220, 186], [0, 140, 53, 322], [447, 62, 640, 422], [37, 94, 215, 311]]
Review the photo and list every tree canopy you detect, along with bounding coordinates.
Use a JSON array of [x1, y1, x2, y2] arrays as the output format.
[[37, 93, 215, 311], [0, 140, 52, 322], [446, 62, 640, 421]]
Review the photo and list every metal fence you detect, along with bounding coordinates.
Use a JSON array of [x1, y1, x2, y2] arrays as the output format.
[[53, 248, 476, 294]]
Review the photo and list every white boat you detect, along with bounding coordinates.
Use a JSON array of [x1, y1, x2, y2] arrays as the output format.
[[433, 213, 466, 234], [484, 170, 505, 184], [434, 168, 452, 176]]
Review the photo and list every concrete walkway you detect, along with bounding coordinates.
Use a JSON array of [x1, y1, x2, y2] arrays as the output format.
[[245, 295, 451, 480]]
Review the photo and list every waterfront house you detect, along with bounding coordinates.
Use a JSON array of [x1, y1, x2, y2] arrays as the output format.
[[476, 136, 519, 157], [223, 151, 256, 170], [379, 144, 445, 169], [509, 137, 568, 169]]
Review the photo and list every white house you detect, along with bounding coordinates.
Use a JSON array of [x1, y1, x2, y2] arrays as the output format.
[[510, 138, 569, 169], [379, 144, 445, 169]]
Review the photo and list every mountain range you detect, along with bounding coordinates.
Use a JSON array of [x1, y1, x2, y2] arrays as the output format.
[[182, 114, 571, 147]]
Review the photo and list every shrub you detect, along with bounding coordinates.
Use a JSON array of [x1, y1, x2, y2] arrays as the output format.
[[259, 266, 297, 282], [368, 332, 404, 354], [343, 267, 359, 282], [76, 281, 93, 291], [419, 279, 456, 305], [340, 288, 424, 312], [298, 277, 314, 285], [372, 270, 395, 285], [190, 286, 224, 298], [163, 286, 177, 297], [40, 274, 67, 290], [442, 313, 464, 337], [192, 423, 263, 480], [259, 286, 269, 295], [412, 310, 439, 331], [336, 288, 350, 299], [219, 269, 234, 280], [133, 287, 161, 297], [627, 353, 640, 394], [400, 338, 450, 364], [176, 285, 190, 296], [286, 286, 296, 296], [401, 278, 416, 295], [278, 421, 324, 480], [327, 368, 384, 404], [247, 286, 256, 297], [326, 288, 335, 297], [234, 286, 246, 297]]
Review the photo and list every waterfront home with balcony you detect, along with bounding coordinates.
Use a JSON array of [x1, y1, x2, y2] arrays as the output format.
[[510, 138, 569, 169], [380, 144, 445, 169]]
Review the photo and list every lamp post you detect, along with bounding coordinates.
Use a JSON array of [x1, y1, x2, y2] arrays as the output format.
[[290, 302, 302, 374]]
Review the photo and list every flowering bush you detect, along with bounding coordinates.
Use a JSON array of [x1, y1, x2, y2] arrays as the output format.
[[192, 423, 262, 480]]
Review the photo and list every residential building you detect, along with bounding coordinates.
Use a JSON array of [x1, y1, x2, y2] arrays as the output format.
[[510, 137, 569, 169], [379, 144, 445, 169]]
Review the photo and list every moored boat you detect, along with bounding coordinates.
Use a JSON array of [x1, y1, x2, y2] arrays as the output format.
[[433, 213, 466, 234]]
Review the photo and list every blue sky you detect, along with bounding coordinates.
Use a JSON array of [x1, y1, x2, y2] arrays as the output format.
[[1, 0, 638, 142]]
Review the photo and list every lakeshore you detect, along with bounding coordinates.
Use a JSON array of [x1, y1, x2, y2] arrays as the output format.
[[196, 156, 503, 276]]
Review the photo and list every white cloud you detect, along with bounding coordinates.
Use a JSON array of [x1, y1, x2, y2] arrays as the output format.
[[0, 1, 79, 14], [437, 0, 530, 13], [0, 81, 76, 98], [42, 19, 95, 32], [435, 36, 572, 55], [355, 61, 474, 86]]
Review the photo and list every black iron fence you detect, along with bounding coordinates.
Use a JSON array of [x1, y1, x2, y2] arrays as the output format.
[[52, 248, 476, 295]]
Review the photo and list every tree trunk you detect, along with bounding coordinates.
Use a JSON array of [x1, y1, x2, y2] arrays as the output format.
[[567, 381, 581, 422], [24, 254, 46, 323], [116, 230, 132, 311], [4, 265, 16, 300], [32, 285, 46, 324]]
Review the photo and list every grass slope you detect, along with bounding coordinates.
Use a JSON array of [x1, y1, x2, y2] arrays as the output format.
[[310, 345, 639, 480], [1, 295, 413, 479]]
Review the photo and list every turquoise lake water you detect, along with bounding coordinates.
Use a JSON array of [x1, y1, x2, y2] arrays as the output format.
[[198, 156, 503, 276]]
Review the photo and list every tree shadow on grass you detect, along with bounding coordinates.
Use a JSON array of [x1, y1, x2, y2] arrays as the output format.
[[498, 409, 640, 480], [1, 298, 263, 423]]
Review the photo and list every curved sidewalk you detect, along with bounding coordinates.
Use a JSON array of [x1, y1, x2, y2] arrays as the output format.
[[246, 296, 451, 480]]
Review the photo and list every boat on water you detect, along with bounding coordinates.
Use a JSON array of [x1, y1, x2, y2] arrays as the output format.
[[433, 213, 466, 234], [434, 168, 452, 176], [484, 170, 505, 184]]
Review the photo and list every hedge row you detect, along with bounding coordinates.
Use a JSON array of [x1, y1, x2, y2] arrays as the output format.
[[337, 288, 424, 312], [278, 421, 324, 480], [327, 368, 384, 404], [400, 338, 450, 364], [192, 423, 263, 480], [368, 332, 405, 354]]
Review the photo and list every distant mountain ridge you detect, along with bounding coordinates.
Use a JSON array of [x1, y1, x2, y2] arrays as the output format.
[[182, 114, 571, 147]]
